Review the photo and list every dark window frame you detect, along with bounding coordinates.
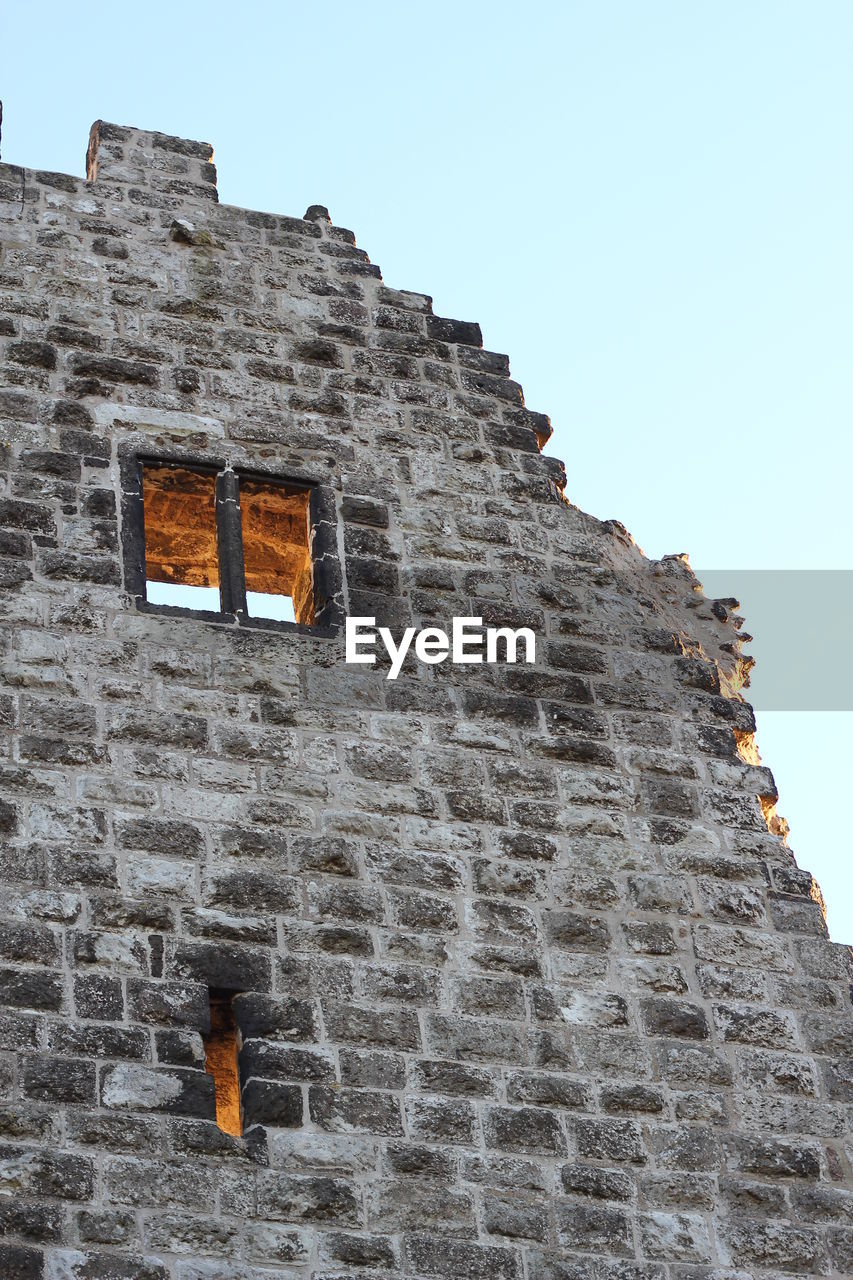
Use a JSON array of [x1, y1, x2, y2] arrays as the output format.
[[119, 448, 344, 635]]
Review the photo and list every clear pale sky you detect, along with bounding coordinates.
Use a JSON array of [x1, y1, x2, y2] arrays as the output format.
[[2, 2, 851, 939]]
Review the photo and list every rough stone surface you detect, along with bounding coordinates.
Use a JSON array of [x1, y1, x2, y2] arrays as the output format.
[[0, 119, 851, 1277]]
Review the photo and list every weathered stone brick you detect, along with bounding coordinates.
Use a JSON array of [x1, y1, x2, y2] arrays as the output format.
[[382, 1142, 455, 1180], [323, 1002, 421, 1050], [403, 1235, 521, 1280], [169, 941, 272, 992], [638, 1210, 714, 1262], [600, 1084, 666, 1114], [405, 1095, 478, 1143], [0, 969, 64, 1012], [317, 1231, 396, 1269], [258, 1173, 361, 1225], [340, 1049, 405, 1089], [719, 1219, 828, 1272], [0, 1145, 94, 1200], [283, 924, 375, 958], [45, 1251, 168, 1279], [69, 352, 158, 386], [555, 1199, 632, 1254], [22, 1055, 97, 1104], [560, 1162, 635, 1201], [70, 972, 119, 1022], [308, 1085, 402, 1135], [450, 974, 525, 1019], [574, 1118, 646, 1164], [115, 817, 204, 857], [726, 1135, 822, 1179], [506, 1071, 590, 1110], [232, 993, 319, 1042], [484, 1105, 566, 1155], [648, 1124, 721, 1171], [0, 1245, 44, 1280], [641, 997, 710, 1040], [544, 910, 611, 952], [738, 1047, 817, 1096], [100, 1064, 215, 1118], [623, 920, 678, 954], [0, 923, 60, 967], [482, 1191, 549, 1242], [713, 1003, 797, 1048], [655, 1041, 733, 1087], [410, 1058, 498, 1098], [241, 1080, 303, 1128], [240, 1040, 335, 1083], [425, 1013, 525, 1064], [0, 1199, 63, 1244], [559, 990, 628, 1028]]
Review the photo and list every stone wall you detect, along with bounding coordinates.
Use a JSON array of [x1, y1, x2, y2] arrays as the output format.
[[0, 120, 850, 1279]]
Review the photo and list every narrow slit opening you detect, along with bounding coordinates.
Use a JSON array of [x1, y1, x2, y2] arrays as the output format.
[[203, 990, 242, 1136]]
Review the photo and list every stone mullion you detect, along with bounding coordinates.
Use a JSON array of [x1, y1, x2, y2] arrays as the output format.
[[215, 469, 247, 617]]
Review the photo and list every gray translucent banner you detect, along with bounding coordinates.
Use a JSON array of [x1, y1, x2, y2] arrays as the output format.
[[696, 570, 853, 711]]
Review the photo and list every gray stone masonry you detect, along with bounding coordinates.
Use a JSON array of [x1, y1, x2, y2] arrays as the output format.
[[0, 119, 850, 1279]]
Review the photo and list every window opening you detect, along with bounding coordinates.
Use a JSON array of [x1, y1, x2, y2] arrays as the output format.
[[140, 463, 314, 624], [240, 479, 312, 624], [203, 990, 242, 1137], [246, 592, 296, 623], [146, 582, 221, 610], [142, 465, 219, 611]]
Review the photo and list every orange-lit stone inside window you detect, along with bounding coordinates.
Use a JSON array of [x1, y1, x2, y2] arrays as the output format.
[[240, 480, 313, 624], [142, 465, 219, 592], [203, 995, 242, 1137]]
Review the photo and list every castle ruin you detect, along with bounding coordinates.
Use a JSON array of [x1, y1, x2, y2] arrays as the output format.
[[0, 120, 851, 1279]]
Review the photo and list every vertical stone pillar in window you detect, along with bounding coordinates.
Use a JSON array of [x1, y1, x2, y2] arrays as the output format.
[[215, 469, 248, 616]]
